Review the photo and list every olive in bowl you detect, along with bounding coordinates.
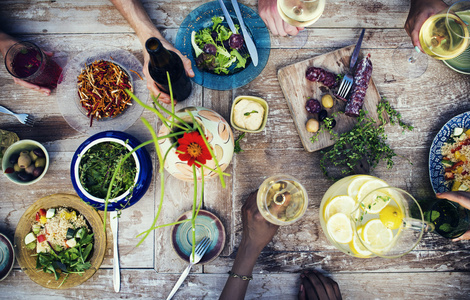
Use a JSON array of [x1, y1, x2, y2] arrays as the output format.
[[2, 140, 49, 185]]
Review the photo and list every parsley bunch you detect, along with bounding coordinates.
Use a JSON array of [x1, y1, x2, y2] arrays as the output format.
[[319, 98, 413, 179]]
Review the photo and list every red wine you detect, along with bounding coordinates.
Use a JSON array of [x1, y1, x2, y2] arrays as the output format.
[[145, 37, 191, 101]]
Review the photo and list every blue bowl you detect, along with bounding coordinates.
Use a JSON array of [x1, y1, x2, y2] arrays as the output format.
[[70, 131, 152, 211]]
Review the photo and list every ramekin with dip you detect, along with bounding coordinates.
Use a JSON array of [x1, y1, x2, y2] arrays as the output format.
[[230, 96, 268, 133]]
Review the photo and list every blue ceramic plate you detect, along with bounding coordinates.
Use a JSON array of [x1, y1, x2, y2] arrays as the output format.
[[70, 131, 152, 211], [171, 210, 225, 264], [429, 111, 470, 193], [443, 46, 470, 75], [174, 1, 270, 90], [0, 233, 14, 281]]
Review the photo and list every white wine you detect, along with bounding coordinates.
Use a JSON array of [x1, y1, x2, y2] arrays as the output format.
[[419, 13, 469, 60], [277, 0, 325, 27], [257, 175, 308, 225]]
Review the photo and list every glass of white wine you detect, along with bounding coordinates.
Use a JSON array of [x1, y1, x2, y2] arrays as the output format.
[[274, 0, 325, 49], [257, 174, 308, 226], [393, 0, 470, 78], [277, 0, 325, 27]]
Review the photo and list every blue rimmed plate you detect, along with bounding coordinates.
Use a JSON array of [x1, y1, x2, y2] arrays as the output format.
[[70, 131, 152, 211], [174, 1, 270, 90], [0, 233, 14, 282], [171, 210, 225, 264], [429, 111, 470, 193]]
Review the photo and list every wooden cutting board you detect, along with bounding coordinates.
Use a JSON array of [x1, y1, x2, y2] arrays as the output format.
[[278, 45, 383, 153]]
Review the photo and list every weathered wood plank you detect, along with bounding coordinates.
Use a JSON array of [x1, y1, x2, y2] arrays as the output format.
[[1, 269, 469, 299]]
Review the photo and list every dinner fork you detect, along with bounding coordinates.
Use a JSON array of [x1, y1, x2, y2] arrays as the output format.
[[336, 29, 365, 100], [0, 105, 34, 126], [166, 236, 211, 300]]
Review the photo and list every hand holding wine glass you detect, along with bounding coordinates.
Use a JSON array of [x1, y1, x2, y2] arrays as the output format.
[[258, 0, 304, 36], [405, 0, 448, 51]]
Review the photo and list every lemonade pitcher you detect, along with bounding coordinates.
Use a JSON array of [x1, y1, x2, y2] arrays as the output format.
[[351, 186, 434, 258], [320, 175, 434, 258]]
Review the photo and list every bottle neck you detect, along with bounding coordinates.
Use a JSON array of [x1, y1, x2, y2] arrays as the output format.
[[145, 37, 171, 68]]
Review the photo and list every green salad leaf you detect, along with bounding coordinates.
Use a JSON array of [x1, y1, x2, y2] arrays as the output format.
[[35, 228, 94, 281], [192, 16, 249, 75]]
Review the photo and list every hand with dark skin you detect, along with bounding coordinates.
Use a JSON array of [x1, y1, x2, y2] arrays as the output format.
[[0, 32, 53, 96], [404, 0, 448, 51], [298, 270, 342, 300], [436, 192, 470, 241], [258, 0, 304, 36], [110, 0, 194, 104], [220, 191, 279, 300]]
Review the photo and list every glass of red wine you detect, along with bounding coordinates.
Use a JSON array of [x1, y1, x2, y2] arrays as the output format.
[[4, 41, 62, 90]]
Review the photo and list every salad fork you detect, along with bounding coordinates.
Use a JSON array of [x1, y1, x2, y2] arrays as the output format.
[[0, 105, 35, 126], [337, 29, 365, 100], [166, 236, 211, 300]]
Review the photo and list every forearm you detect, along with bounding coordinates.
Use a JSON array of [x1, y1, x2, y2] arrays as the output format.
[[109, 0, 163, 45], [219, 239, 263, 300], [0, 32, 17, 58]]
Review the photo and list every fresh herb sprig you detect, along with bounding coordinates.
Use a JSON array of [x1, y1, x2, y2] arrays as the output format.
[[244, 110, 258, 116], [317, 98, 413, 179], [234, 132, 246, 153]]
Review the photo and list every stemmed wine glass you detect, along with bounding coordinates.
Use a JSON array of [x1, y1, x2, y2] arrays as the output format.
[[393, 0, 470, 78], [274, 0, 326, 48]]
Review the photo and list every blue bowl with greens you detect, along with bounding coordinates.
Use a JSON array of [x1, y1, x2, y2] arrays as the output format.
[[70, 131, 152, 211]]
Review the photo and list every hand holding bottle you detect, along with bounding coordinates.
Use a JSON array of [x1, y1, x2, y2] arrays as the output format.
[[143, 37, 194, 103]]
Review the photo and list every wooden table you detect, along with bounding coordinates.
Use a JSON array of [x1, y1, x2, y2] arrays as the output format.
[[1, 0, 470, 299]]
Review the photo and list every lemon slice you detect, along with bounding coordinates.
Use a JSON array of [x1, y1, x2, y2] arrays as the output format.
[[357, 179, 389, 214], [362, 219, 394, 251], [347, 176, 370, 201], [350, 227, 373, 258], [379, 205, 404, 230], [327, 213, 353, 244], [324, 195, 356, 220]]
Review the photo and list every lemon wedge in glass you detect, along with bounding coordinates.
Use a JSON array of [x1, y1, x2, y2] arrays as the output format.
[[327, 213, 353, 244], [379, 205, 404, 230], [324, 195, 356, 220], [362, 219, 394, 251], [357, 179, 389, 214]]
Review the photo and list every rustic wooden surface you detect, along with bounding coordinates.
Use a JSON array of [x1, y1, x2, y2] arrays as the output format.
[[1, 0, 470, 299], [278, 45, 383, 153]]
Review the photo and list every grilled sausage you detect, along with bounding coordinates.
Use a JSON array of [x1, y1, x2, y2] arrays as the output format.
[[345, 54, 372, 117]]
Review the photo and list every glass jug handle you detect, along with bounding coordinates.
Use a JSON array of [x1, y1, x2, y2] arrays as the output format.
[[404, 218, 435, 233]]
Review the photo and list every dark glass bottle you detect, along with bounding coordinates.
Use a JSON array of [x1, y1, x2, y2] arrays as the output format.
[[145, 37, 192, 101]]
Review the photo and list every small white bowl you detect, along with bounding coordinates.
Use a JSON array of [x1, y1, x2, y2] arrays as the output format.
[[2, 140, 49, 185]]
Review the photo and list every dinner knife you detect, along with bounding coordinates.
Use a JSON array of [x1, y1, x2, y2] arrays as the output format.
[[350, 28, 365, 69], [110, 211, 120, 292], [218, 0, 259, 66], [230, 0, 258, 66]]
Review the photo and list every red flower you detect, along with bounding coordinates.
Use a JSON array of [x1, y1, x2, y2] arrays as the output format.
[[177, 131, 212, 167]]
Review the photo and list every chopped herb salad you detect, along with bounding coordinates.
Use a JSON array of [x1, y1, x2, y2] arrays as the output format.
[[24, 207, 93, 282], [191, 16, 249, 75]]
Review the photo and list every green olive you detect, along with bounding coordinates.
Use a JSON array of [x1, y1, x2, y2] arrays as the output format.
[[13, 163, 21, 172], [18, 153, 32, 169], [30, 150, 39, 161], [35, 157, 46, 168]]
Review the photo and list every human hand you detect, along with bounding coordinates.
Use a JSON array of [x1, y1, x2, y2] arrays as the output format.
[[258, 0, 304, 36], [436, 192, 470, 241], [141, 38, 194, 104], [240, 190, 279, 252], [404, 0, 448, 51], [298, 270, 342, 300]]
